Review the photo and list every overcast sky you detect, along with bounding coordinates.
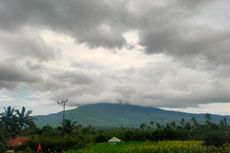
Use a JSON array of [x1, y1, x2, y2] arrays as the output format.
[[0, 0, 230, 115]]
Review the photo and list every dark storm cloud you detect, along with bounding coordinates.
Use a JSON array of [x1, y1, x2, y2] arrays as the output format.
[[0, 63, 41, 89], [0, 30, 57, 61], [0, 0, 129, 48], [133, 0, 229, 57], [0, 0, 230, 110], [139, 23, 230, 56], [0, 0, 226, 57]]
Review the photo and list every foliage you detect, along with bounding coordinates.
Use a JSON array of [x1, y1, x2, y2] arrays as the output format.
[[152, 129, 191, 141], [59, 119, 77, 135], [16, 106, 34, 129], [40, 124, 57, 136], [1, 105, 230, 152], [0, 122, 8, 153], [203, 131, 230, 147], [25, 135, 87, 152], [95, 135, 107, 143], [0, 106, 35, 137], [0, 106, 18, 136]]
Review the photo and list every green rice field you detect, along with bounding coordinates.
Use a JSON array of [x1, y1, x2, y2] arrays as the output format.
[[64, 141, 230, 153]]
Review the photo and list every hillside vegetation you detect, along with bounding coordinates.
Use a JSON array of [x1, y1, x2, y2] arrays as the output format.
[[34, 103, 230, 127]]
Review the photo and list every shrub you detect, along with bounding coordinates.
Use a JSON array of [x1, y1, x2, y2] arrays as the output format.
[[0, 123, 8, 153], [152, 129, 191, 141], [0, 142, 7, 153], [122, 131, 135, 141], [204, 131, 230, 147], [21, 135, 87, 152], [95, 135, 107, 143]]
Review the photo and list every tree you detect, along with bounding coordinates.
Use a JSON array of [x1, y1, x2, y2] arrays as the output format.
[[0, 106, 18, 134], [191, 117, 198, 129], [156, 123, 162, 129], [184, 122, 191, 130], [140, 123, 147, 130], [41, 125, 56, 135], [60, 119, 76, 135], [0, 122, 8, 153], [204, 131, 229, 147], [223, 117, 227, 126], [170, 121, 176, 129], [15, 106, 34, 130], [95, 134, 107, 142], [219, 117, 228, 128], [205, 113, 212, 126], [149, 121, 154, 129], [180, 118, 185, 128], [0, 106, 35, 136]]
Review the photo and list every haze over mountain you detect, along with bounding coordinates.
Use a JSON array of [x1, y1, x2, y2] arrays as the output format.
[[34, 103, 230, 128]]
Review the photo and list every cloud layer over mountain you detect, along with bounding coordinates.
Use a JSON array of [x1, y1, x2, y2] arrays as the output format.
[[0, 0, 230, 114]]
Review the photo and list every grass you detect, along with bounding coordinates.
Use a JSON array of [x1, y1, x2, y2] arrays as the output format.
[[64, 141, 230, 153], [13, 140, 230, 153]]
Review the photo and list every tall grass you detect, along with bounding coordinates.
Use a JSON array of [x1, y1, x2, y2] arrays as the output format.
[[65, 141, 230, 153]]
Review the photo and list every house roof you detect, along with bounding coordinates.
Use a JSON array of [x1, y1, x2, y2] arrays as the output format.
[[8, 137, 29, 147], [108, 137, 122, 142]]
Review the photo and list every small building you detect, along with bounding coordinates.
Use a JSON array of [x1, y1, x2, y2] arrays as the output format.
[[108, 137, 122, 143], [8, 137, 29, 148]]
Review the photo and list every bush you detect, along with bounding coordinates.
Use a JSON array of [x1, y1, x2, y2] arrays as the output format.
[[204, 131, 230, 147], [122, 131, 135, 141], [0, 142, 7, 153], [20, 135, 87, 152], [152, 129, 190, 141], [95, 135, 107, 143], [0, 123, 8, 153]]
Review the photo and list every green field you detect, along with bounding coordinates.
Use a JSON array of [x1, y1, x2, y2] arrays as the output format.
[[64, 141, 230, 153]]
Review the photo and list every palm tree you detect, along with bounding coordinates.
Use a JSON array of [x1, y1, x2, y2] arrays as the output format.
[[180, 118, 185, 128], [0, 106, 17, 132], [191, 117, 198, 129], [149, 121, 154, 129], [61, 119, 76, 134], [223, 117, 227, 126], [0, 106, 20, 137], [15, 106, 34, 130], [205, 113, 212, 126], [140, 123, 147, 130]]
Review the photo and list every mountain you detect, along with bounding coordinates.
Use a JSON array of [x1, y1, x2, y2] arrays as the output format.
[[34, 103, 230, 128]]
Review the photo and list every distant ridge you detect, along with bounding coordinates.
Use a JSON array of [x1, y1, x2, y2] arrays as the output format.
[[34, 103, 230, 128]]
